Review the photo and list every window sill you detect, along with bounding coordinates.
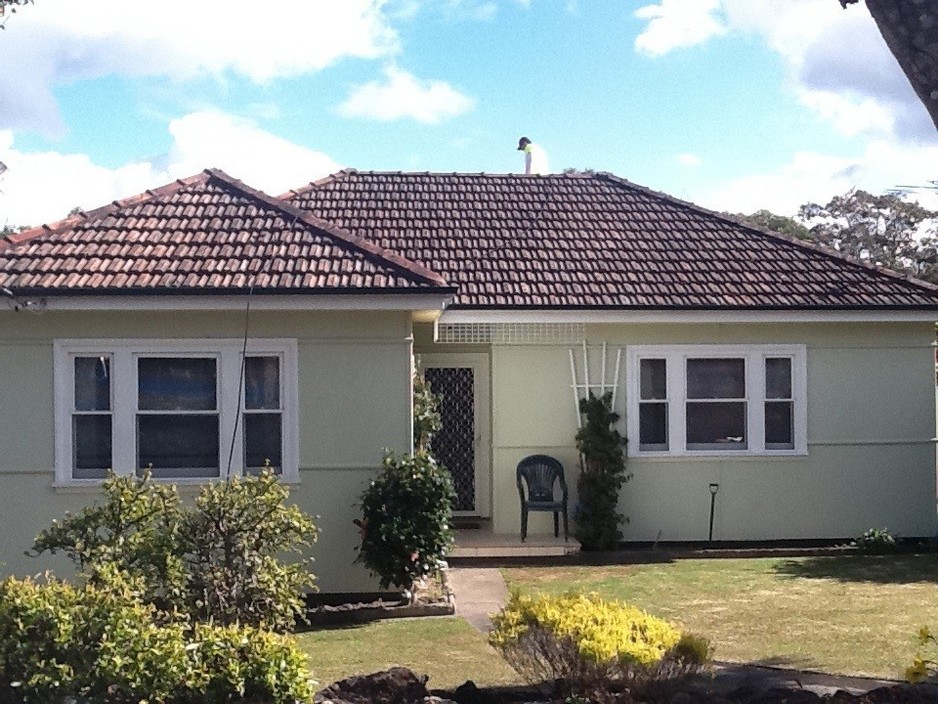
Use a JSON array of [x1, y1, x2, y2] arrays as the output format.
[[628, 450, 808, 460], [53, 475, 300, 491]]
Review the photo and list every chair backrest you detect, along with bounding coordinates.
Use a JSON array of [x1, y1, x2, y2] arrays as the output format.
[[517, 455, 565, 502]]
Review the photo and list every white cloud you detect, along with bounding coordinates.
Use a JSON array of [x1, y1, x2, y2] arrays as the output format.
[[0, 110, 341, 227], [337, 65, 475, 123], [696, 141, 938, 216], [632, 0, 936, 143], [0, 0, 400, 133], [677, 153, 701, 167], [633, 0, 726, 57]]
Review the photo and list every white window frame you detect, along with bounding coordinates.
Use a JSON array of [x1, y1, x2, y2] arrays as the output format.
[[626, 344, 807, 458], [54, 339, 299, 485]]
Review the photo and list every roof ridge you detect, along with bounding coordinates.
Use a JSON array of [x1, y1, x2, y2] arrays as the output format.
[[594, 171, 938, 296], [0, 172, 212, 253], [279, 168, 359, 200], [205, 168, 451, 289]]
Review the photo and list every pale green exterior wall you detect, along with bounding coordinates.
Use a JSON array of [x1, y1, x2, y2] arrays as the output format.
[[0, 309, 414, 593], [422, 321, 938, 540]]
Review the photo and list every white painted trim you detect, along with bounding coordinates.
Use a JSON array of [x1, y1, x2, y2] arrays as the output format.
[[40, 294, 451, 312], [53, 338, 300, 485], [625, 344, 808, 459], [420, 353, 491, 518], [440, 309, 938, 324]]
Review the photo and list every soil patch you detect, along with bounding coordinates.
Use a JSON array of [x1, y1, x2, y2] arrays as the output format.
[[305, 572, 454, 627]]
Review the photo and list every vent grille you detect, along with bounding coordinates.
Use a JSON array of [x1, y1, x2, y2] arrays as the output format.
[[435, 322, 585, 345]]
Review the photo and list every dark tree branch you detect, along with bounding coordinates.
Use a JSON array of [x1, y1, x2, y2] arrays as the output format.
[[840, 0, 938, 132]]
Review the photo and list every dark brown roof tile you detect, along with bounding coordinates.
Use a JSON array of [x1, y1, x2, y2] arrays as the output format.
[[284, 170, 938, 310], [0, 170, 452, 296]]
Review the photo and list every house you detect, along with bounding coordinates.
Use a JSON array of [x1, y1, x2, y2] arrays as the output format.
[[1, 168, 936, 593]]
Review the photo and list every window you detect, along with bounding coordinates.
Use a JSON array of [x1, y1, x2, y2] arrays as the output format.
[[626, 345, 806, 457], [54, 339, 298, 484]]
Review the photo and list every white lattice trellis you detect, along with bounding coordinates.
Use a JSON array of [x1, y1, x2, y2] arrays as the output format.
[[434, 322, 585, 345], [568, 341, 622, 428]]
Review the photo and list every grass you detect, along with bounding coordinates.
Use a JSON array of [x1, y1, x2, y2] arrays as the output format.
[[502, 553, 938, 680], [296, 616, 519, 689]]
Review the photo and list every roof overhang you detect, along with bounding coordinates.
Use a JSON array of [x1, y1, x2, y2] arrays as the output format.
[[439, 308, 938, 324], [10, 292, 453, 312]]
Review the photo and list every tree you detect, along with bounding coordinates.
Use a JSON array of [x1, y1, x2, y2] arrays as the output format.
[[799, 189, 938, 280], [735, 210, 812, 240], [1, 224, 26, 239], [0, 0, 31, 28], [840, 0, 938, 132]]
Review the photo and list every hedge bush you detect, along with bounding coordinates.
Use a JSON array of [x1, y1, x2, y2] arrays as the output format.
[[0, 575, 313, 704], [356, 450, 455, 595], [31, 467, 317, 632], [490, 591, 710, 702]]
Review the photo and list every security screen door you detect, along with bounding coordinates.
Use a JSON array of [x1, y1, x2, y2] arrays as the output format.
[[421, 354, 490, 516]]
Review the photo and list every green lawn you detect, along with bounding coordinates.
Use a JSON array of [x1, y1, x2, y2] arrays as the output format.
[[503, 554, 938, 680], [296, 617, 519, 689]]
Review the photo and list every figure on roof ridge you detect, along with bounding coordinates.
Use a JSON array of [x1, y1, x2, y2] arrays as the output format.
[[517, 136, 549, 175]]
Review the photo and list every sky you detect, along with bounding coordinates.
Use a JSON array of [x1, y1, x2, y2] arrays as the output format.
[[1, 0, 937, 229]]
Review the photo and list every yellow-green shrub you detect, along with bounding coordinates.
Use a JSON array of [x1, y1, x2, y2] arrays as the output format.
[[907, 625, 938, 683], [0, 575, 313, 704], [490, 591, 710, 701]]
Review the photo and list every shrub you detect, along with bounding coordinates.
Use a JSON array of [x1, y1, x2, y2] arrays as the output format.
[[356, 450, 455, 595], [30, 469, 187, 612], [574, 392, 631, 551], [182, 469, 318, 631], [907, 625, 938, 683], [854, 527, 898, 554], [31, 467, 317, 632], [0, 575, 314, 704], [490, 591, 710, 702]]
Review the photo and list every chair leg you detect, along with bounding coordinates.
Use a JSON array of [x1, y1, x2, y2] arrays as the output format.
[[521, 507, 528, 542], [563, 509, 569, 541], [553, 511, 559, 538]]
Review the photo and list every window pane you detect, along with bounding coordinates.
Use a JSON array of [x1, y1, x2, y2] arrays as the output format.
[[765, 401, 794, 448], [687, 358, 745, 399], [686, 401, 747, 449], [138, 357, 216, 411], [244, 414, 282, 473], [245, 356, 280, 410], [74, 356, 110, 411], [639, 359, 667, 400], [73, 415, 111, 479], [137, 414, 219, 477], [766, 358, 792, 399], [639, 403, 668, 450]]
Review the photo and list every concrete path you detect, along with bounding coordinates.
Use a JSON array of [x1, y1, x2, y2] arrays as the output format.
[[447, 566, 508, 632], [445, 565, 918, 697]]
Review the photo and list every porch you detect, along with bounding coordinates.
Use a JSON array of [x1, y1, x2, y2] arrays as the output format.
[[449, 523, 581, 559]]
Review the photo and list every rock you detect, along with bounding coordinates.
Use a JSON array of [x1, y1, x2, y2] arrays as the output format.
[[450, 680, 497, 704], [865, 683, 938, 704], [314, 667, 430, 704]]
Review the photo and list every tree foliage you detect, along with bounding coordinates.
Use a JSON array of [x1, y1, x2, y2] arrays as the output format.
[[736, 209, 812, 240], [0, 0, 30, 28], [799, 189, 938, 281]]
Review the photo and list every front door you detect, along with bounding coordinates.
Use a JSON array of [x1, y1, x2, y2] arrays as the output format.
[[420, 354, 490, 517]]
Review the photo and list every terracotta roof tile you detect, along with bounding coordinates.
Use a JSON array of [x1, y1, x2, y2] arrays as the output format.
[[284, 170, 938, 310], [0, 169, 452, 296]]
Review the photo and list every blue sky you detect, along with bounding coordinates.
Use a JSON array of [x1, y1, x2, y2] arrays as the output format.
[[1, 0, 936, 228]]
